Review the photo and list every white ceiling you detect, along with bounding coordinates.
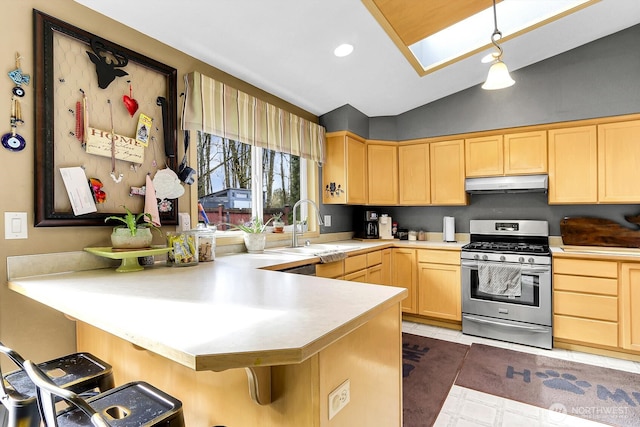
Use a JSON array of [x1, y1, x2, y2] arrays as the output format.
[[74, 0, 640, 118]]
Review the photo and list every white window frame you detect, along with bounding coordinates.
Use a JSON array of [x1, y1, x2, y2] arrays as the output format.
[[211, 144, 317, 246]]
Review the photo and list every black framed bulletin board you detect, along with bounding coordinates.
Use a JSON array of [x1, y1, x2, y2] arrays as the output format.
[[33, 10, 179, 227]]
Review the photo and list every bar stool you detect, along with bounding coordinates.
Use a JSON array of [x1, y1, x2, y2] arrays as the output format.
[[0, 342, 114, 427], [24, 360, 185, 427]]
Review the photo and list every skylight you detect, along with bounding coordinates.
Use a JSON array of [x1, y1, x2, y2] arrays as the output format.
[[408, 0, 594, 73]]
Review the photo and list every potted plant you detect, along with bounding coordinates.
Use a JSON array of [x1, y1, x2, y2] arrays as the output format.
[[272, 212, 285, 233], [105, 206, 162, 249], [230, 217, 274, 253]]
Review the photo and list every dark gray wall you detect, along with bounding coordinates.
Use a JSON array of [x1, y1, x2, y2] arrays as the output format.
[[318, 24, 640, 237]]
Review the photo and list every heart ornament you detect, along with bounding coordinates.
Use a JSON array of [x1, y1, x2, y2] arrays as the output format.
[[123, 95, 139, 117]]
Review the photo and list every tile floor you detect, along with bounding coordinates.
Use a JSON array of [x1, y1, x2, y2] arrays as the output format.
[[402, 321, 640, 427]]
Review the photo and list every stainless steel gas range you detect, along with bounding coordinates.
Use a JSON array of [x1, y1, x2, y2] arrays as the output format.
[[461, 220, 552, 349]]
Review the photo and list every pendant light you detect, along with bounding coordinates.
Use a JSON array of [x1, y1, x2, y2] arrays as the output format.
[[482, 0, 515, 90]]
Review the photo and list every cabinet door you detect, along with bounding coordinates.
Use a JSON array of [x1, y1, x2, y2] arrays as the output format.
[[465, 135, 503, 177], [503, 131, 548, 175], [366, 265, 383, 284], [392, 248, 417, 313], [548, 126, 598, 204], [398, 144, 430, 205], [381, 248, 392, 286], [346, 136, 367, 204], [322, 134, 347, 204], [418, 262, 461, 321], [621, 263, 640, 351], [430, 140, 467, 205], [598, 120, 640, 203], [316, 260, 344, 279], [367, 144, 398, 205]]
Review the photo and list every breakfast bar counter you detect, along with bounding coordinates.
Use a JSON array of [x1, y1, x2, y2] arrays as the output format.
[[7, 252, 406, 426]]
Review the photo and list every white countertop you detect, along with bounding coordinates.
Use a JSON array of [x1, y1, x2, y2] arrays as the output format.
[[8, 246, 406, 372]]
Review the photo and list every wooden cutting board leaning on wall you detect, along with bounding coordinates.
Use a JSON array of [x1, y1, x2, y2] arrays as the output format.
[[560, 215, 640, 248]]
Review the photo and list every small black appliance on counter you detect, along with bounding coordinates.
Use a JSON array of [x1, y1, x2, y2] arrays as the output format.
[[363, 210, 379, 239]]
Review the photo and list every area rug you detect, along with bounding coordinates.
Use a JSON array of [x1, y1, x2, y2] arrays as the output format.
[[455, 343, 640, 426], [402, 333, 469, 427]]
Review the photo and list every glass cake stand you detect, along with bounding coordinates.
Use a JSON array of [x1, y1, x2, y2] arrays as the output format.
[[84, 246, 173, 272]]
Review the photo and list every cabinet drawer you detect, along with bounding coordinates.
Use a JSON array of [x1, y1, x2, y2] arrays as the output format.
[[554, 274, 618, 296], [316, 261, 343, 278], [417, 249, 460, 265], [344, 254, 367, 274], [554, 314, 618, 347], [366, 250, 382, 267], [554, 291, 618, 321], [344, 269, 367, 282], [553, 258, 618, 278]]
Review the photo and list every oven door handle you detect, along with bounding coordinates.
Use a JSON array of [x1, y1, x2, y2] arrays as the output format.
[[462, 260, 550, 273], [521, 266, 551, 274], [463, 315, 550, 333]]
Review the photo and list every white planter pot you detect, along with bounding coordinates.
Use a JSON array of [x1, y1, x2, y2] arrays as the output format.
[[243, 232, 267, 253], [110, 227, 153, 249]]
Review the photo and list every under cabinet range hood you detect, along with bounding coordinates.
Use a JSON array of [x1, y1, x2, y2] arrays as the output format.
[[465, 174, 548, 194]]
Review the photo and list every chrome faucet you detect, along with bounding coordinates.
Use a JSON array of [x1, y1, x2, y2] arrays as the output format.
[[291, 199, 323, 247]]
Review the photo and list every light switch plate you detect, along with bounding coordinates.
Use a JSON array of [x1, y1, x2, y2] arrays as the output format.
[[5, 212, 28, 239], [177, 212, 191, 231], [323, 215, 332, 227]]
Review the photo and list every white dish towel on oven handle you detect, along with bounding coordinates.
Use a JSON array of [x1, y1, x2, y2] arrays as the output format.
[[478, 261, 522, 297]]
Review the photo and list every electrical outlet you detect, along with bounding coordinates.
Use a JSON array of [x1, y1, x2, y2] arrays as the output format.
[[323, 215, 332, 227], [328, 379, 350, 420]]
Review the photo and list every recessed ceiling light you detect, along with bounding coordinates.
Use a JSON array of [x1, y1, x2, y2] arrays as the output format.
[[334, 44, 354, 57]]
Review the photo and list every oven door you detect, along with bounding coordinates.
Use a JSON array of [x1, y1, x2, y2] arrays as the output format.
[[461, 258, 552, 326]]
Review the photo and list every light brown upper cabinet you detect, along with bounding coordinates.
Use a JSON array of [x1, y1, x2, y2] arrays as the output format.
[[367, 142, 398, 205], [598, 120, 640, 203], [549, 120, 640, 204], [504, 131, 548, 175], [465, 131, 547, 177], [323, 132, 367, 205], [430, 140, 467, 205], [465, 135, 503, 177], [398, 143, 430, 205], [548, 125, 598, 204]]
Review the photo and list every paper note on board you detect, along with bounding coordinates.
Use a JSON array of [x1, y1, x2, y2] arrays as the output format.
[[59, 167, 97, 216]]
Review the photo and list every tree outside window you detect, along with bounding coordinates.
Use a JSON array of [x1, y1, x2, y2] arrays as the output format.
[[197, 132, 302, 229]]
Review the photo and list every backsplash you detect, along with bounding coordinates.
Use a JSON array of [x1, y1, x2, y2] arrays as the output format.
[[346, 193, 639, 236]]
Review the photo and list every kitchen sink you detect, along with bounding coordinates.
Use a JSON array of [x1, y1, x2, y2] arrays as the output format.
[[266, 243, 362, 256]]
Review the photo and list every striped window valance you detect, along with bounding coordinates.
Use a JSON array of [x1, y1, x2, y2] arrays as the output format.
[[182, 71, 326, 163]]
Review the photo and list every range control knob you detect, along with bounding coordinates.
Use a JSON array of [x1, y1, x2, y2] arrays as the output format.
[[499, 255, 506, 262], [482, 255, 488, 261], [518, 257, 525, 263], [528, 257, 535, 264], [474, 254, 479, 260]]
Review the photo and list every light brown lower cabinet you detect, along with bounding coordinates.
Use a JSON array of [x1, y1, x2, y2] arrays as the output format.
[[417, 249, 461, 322], [323, 249, 392, 286], [553, 258, 619, 348], [316, 260, 343, 279], [392, 248, 417, 313], [621, 263, 640, 352]]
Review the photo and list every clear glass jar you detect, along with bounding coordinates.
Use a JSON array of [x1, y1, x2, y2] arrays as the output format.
[[195, 224, 216, 262], [166, 231, 199, 266]]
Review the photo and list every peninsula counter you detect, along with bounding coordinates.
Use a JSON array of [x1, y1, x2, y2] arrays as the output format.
[[8, 252, 406, 426]]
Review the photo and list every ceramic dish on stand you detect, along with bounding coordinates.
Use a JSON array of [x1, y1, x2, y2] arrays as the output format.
[[84, 246, 173, 272]]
